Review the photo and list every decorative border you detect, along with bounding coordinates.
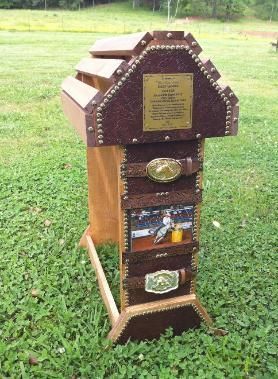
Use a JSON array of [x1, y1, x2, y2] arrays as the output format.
[[88, 43, 237, 144]]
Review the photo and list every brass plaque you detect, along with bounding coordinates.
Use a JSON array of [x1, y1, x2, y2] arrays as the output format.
[[146, 158, 182, 183], [145, 270, 179, 294], [143, 73, 193, 132]]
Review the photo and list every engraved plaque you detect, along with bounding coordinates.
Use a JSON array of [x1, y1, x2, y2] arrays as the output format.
[[146, 158, 182, 183], [143, 73, 193, 132]]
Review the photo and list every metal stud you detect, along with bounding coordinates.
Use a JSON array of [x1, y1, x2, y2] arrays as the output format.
[[210, 78, 214, 84], [151, 46, 156, 51], [98, 135, 103, 139], [132, 64, 136, 70], [116, 69, 122, 75], [203, 70, 208, 75], [97, 107, 102, 112], [188, 49, 193, 55], [122, 77, 126, 82], [207, 74, 211, 79], [100, 103, 105, 108], [141, 40, 146, 46], [166, 32, 173, 39], [185, 46, 189, 51], [170, 45, 175, 50], [132, 138, 138, 143], [104, 98, 108, 104], [211, 67, 216, 73], [128, 69, 133, 74], [224, 97, 228, 102], [233, 117, 238, 122], [227, 111, 231, 115], [226, 121, 231, 126], [192, 41, 197, 47], [98, 140, 103, 144], [91, 100, 97, 105], [201, 67, 205, 72], [198, 62, 202, 67], [221, 93, 225, 98], [118, 81, 123, 86], [192, 54, 196, 59], [165, 136, 170, 141], [88, 126, 93, 132], [98, 129, 103, 133], [143, 51, 148, 56], [125, 73, 130, 78], [107, 94, 112, 99], [225, 131, 230, 135], [123, 196, 128, 200], [196, 133, 201, 139], [229, 92, 234, 98], [226, 100, 231, 106]]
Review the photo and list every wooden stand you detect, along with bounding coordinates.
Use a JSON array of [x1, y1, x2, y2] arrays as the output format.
[[61, 31, 239, 343]]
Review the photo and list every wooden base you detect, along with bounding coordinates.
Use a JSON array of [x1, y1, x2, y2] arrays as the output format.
[[84, 235, 212, 343]]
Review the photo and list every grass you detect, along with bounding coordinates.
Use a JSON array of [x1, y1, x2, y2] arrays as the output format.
[[0, 3, 278, 34], [0, 5, 277, 378]]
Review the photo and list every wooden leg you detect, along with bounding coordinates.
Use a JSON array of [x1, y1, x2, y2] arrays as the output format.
[[86, 235, 120, 326], [79, 225, 91, 248]]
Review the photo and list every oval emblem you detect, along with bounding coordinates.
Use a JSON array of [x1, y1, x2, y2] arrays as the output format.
[[146, 158, 182, 183]]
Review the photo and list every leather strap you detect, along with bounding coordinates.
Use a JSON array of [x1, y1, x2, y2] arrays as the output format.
[[125, 157, 201, 178], [123, 268, 197, 290]]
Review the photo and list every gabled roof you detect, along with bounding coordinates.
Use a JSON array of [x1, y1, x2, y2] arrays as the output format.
[[61, 31, 239, 147]]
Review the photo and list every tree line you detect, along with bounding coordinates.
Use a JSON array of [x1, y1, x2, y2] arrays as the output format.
[[0, 0, 277, 21]]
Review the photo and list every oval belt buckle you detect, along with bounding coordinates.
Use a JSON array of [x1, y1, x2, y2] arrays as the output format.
[[146, 158, 182, 183], [145, 270, 179, 294]]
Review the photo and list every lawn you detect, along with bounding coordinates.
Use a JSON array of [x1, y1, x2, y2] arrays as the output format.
[[0, 4, 277, 378]]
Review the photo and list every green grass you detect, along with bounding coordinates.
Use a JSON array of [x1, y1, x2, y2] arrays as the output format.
[[0, 3, 278, 34], [0, 7, 277, 378]]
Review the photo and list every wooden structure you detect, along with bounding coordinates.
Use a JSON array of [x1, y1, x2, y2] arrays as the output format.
[[61, 31, 239, 343]]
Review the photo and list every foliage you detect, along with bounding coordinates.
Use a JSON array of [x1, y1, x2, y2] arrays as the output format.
[[0, 0, 277, 21], [0, 12, 277, 376]]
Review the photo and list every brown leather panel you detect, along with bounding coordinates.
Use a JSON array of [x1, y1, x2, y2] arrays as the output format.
[[123, 268, 196, 289], [116, 304, 201, 343], [125, 158, 200, 178], [121, 191, 202, 209], [126, 140, 199, 163], [202, 58, 221, 81], [123, 242, 198, 264], [128, 282, 191, 305], [96, 50, 233, 146], [126, 252, 192, 277], [127, 174, 196, 195], [153, 31, 185, 40], [184, 32, 203, 54]]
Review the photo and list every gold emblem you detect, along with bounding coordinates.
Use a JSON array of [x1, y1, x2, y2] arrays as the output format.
[[145, 270, 179, 294], [146, 158, 182, 183]]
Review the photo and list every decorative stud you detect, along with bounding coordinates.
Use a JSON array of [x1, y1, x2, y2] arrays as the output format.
[[229, 92, 234, 98], [225, 131, 230, 135], [233, 117, 238, 122], [128, 69, 133, 74], [196, 133, 201, 139], [123, 196, 128, 200], [116, 69, 122, 75], [165, 136, 170, 141], [192, 41, 197, 47], [192, 54, 196, 59], [91, 100, 97, 105], [166, 32, 173, 39], [98, 129, 103, 133], [98, 135, 103, 139], [226, 100, 231, 106], [97, 107, 102, 112], [141, 40, 146, 46], [188, 50, 193, 55], [98, 140, 103, 144], [132, 138, 138, 143], [88, 126, 93, 132]]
